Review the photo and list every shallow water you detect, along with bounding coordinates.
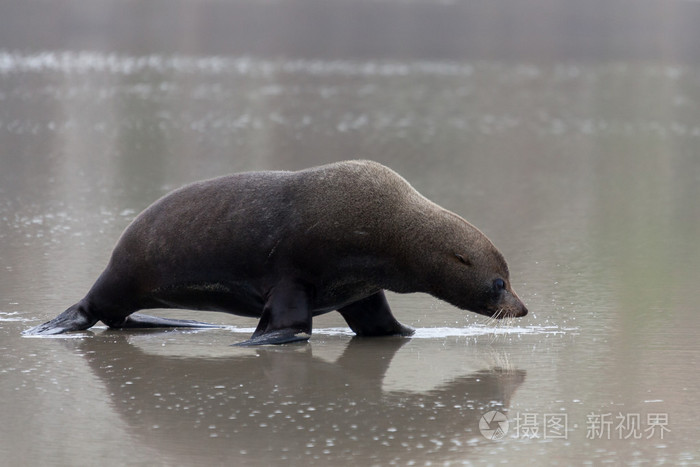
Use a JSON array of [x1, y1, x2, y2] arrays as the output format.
[[2, 1, 700, 466]]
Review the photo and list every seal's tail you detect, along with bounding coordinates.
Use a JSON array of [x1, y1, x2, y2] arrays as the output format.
[[22, 301, 98, 336]]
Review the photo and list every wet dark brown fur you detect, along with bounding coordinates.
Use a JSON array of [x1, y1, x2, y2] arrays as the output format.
[[24, 160, 527, 345]]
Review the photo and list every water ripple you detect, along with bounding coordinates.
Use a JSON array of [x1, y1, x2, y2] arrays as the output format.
[[0, 50, 476, 77], [221, 325, 573, 338]]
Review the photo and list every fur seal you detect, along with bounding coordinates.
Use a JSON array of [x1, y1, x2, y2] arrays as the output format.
[[24, 160, 527, 345]]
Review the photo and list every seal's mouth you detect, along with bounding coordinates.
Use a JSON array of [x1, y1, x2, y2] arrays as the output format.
[[487, 288, 528, 319], [479, 301, 528, 319], [490, 305, 528, 319]]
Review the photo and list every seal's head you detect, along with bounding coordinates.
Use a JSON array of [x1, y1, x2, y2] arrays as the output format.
[[416, 212, 528, 320], [449, 241, 528, 319]]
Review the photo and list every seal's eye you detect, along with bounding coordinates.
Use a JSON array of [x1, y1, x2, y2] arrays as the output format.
[[493, 278, 506, 292], [455, 253, 471, 266]]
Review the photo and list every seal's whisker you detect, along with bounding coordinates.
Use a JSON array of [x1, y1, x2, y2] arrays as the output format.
[[485, 309, 505, 345], [488, 309, 506, 343], [489, 310, 502, 327], [495, 308, 505, 322], [487, 314, 497, 327], [480, 313, 495, 327]]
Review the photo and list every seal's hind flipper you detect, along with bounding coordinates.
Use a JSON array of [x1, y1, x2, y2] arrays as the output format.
[[110, 313, 221, 330], [23, 301, 98, 336], [232, 329, 311, 346]]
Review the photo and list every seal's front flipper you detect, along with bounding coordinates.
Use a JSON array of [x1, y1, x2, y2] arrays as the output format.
[[338, 290, 415, 337], [109, 313, 222, 330], [233, 329, 311, 346], [233, 281, 312, 346], [23, 301, 99, 336]]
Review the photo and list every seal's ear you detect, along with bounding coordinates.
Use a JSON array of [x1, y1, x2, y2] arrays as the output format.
[[454, 253, 472, 266]]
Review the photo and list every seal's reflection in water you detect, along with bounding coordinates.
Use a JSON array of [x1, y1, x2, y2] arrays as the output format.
[[74, 331, 525, 463]]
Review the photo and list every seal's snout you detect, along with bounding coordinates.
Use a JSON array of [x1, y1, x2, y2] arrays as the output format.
[[496, 304, 527, 319], [489, 289, 528, 319], [507, 297, 528, 318], [506, 287, 528, 318]]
